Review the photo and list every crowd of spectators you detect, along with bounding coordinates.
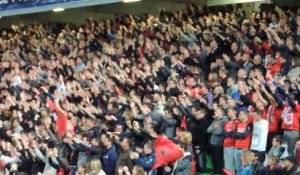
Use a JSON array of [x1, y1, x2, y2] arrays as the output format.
[[0, 2, 300, 175]]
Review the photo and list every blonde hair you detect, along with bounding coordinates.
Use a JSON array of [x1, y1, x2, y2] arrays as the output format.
[[123, 110, 134, 121], [133, 165, 145, 175], [179, 131, 192, 144], [242, 150, 252, 165], [208, 72, 218, 82], [213, 86, 224, 97], [89, 159, 102, 174]]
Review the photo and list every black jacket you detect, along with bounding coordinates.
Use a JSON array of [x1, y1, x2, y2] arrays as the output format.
[[263, 164, 283, 175], [187, 117, 210, 151], [252, 161, 264, 175], [282, 164, 298, 175]]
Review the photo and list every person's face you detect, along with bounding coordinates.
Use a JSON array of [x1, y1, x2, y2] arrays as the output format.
[[231, 42, 238, 52], [115, 124, 123, 133], [153, 94, 160, 102], [214, 108, 223, 118], [41, 129, 49, 138], [12, 120, 19, 127], [168, 81, 176, 88], [165, 110, 172, 118], [103, 139, 110, 148], [227, 78, 234, 87], [267, 157, 276, 166], [227, 109, 236, 118], [271, 14, 277, 22], [241, 24, 248, 32], [238, 82, 245, 91], [282, 160, 292, 169], [101, 134, 108, 143], [219, 97, 226, 106], [255, 100, 264, 110], [91, 139, 98, 147], [250, 152, 256, 162], [254, 55, 262, 65], [188, 78, 196, 87], [235, 52, 242, 61], [286, 37, 293, 46], [272, 138, 280, 147], [195, 110, 205, 120], [120, 138, 129, 149], [107, 103, 113, 110], [253, 112, 261, 121], [227, 98, 236, 107], [213, 87, 220, 95], [238, 112, 247, 121], [242, 155, 248, 166], [237, 69, 245, 79], [90, 163, 97, 171], [171, 56, 177, 64], [202, 86, 208, 94], [144, 145, 151, 155]]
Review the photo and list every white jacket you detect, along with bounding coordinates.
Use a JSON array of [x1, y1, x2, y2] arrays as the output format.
[[250, 119, 268, 152]]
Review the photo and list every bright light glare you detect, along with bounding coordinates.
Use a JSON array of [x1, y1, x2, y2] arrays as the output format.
[[123, 0, 141, 3], [53, 7, 65, 12]]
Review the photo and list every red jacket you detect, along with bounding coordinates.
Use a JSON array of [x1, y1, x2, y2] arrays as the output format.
[[267, 105, 282, 133], [234, 120, 252, 149], [267, 58, 281, 77], [224, 120, 238, 147], [281, 104, 300, 131]]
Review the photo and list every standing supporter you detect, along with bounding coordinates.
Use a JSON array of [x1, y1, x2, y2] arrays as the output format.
[[250, 150, 264, 175], [160, 107, 177, 139], [240, 150, 252, 175], [115, 136, 134, 174], [280, 80, 300, 155], [187, 107, 210, 173], [226, 76, 239, 97], [207, 107, 227, 174], [171, 143, 192, 175], [223, 107, 238, 173], [101, 137, 119, 175], [130, 141, 156, 175], [250, 109, 269, 163], [262, 82, 282, 152], [232, 110, 253, 174], [72, 136, 103, 165]]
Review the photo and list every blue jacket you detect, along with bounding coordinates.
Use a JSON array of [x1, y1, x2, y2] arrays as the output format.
[[241, 164, 252, 175], [102, 147, 118, 175], [135, 152, 156, 171]]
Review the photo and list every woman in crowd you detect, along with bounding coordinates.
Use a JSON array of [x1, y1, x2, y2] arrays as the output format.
[[240, 150, 253, 175]]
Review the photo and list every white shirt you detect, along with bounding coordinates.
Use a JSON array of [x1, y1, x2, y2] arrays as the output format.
[[250, 119, 268, 151]]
